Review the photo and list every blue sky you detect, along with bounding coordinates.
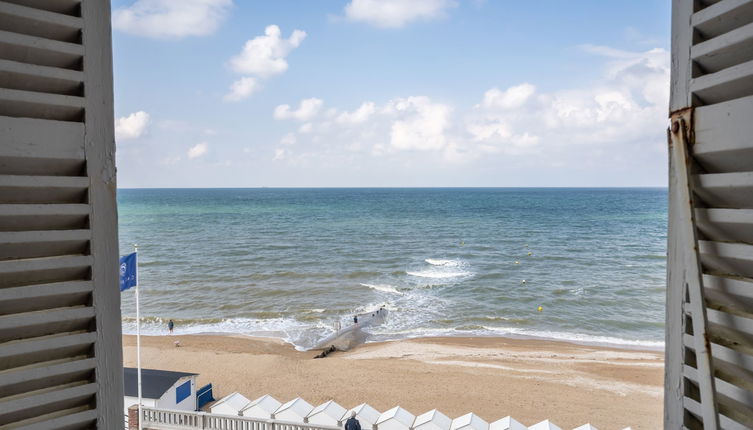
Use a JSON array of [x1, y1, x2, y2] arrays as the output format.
[[112, 0, 671, 188]]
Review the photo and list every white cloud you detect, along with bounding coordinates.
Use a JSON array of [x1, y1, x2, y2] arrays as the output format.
[[223, 77, 259, 102], [112, 0, 232, 39], [269, 46, 669, 170], [387, 96, 452, 151], [466, 46, 669, 155], [115, 111, 150, 140], [228, 25, 307, 78], [479, 83, 536, 109], [187, 142, 209, 159], [274, 98, 324, 121], [273, 148, 288, 160], [336, 102, 377, 124], [344, 0, 456, 28], [280, 133, 297, 146]]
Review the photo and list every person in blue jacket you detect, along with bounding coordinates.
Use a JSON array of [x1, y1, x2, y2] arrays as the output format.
[[345, 412, 361, 430]]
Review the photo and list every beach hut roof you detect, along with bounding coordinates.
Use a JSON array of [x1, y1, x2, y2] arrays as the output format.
[[210, 392, 251, 414], [241, 394, 282, 417], [274, 397, 314, 421], [413, 409, 452, 430], [123, 367, 197, 400], [572, 425, 598, 430], [527, 420, 563, 430], [307, 400, 347, 425], [376, 406, 415, 428], [342, 403, 381, 426], [450, 413, 488, 430], [489, 417, 526, 430]]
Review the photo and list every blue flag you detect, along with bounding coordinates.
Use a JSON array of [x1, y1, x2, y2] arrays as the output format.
[[119, 252, 137, 291]]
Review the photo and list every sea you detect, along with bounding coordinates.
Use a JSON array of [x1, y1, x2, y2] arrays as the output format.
[[118, 188, 667, 350]]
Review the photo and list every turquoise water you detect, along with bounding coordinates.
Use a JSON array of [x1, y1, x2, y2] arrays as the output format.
[[118, 188, 667, 350]]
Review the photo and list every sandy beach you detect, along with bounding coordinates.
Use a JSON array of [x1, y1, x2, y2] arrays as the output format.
[[123, 334, 663, 429]]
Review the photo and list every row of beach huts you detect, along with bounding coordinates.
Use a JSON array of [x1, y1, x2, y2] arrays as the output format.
[[206, 392, 630, 430]]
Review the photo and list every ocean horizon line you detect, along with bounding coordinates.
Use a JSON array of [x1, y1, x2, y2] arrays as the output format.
[[118, 186, 668, 190]]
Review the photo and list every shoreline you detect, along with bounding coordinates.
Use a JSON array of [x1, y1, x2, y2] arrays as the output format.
[[122, 327, 665, 353], [123, 333, 663, 429]]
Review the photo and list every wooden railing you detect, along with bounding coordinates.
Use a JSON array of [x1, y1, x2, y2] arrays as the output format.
[[140, 407, 342, 430]]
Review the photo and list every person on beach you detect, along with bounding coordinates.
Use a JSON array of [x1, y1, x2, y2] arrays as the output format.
[[353, 315, 358, 326], [345, 412, 361, 430], [168, 319, 174, 335]]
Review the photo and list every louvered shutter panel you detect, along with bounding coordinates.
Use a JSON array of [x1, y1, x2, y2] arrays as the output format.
[[667, 0, 753, 429], [0, 1, 122, 428]]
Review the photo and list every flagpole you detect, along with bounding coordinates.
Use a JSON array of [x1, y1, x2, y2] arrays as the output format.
[[135, 244, 142, 430]]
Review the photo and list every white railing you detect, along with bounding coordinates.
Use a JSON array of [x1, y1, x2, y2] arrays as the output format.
[[140, 407, 342, 430]]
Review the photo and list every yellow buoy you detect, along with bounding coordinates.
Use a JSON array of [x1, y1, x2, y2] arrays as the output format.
[[460, 241, 465, 246], [527, 252, 533, 256], [514, 260, 520, 265], [537, 306, 543, 312]]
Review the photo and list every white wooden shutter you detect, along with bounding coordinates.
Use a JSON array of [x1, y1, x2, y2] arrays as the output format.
[[667, 0, 753, 429], [0, 1, 123, 428]]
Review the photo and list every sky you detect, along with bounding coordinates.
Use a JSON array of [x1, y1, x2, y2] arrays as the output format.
[[111, 0, 671, 188]]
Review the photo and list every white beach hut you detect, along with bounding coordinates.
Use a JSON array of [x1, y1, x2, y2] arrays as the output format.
[[489, 417, 526, 430], [450, 413, 488, 430], [274, 397, 314, 423], [376, 406, 416, 430], [210, 392, 251, 416], [307, 400, 347, 426], [527, 420, 563, 430], [241, 394, 282, 419], [413, 409, 452, 430], [342, 403, 382, 429], [572, 425, 598, 430]]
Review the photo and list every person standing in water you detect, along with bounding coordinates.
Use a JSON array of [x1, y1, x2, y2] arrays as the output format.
[[353, 315, 358, 326], [168, 319, 174, 335]]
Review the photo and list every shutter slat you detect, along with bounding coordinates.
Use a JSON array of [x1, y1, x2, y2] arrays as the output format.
[[694, 172, 753, 209], [11, 408, 96, 430], [0, 332, 95, 371], [0, 254, 91, 275], [0, 1, 82, 29], [0, 280, 91, 315], [692, 21, 753, 74], [0, 175, 88, 204], [0, 204, 88, 217], [0, 87, 83, 108], [0, 204, 89, 232], [0, 357, 95, 396], [0, 28, 82, 71], [694, 94, 753, 173], [690, 58, 753, 104], [700, 240, 753, 279], [0, 229, 89, 244], [0, 306, 94, 342], [684, 396, 750, 430], [696, 209, 753, 243], [692, 0, 753, 40], [0, 382, 96, 423], [0, 1, 80, 17], [0, 229, 90, 260], [0, 58, 83, 96], [0, 28, 81, 56], [685, 364, 753, 420]]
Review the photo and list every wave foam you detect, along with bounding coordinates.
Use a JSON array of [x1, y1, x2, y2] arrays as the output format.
[[407, 270, 472, 279], [425, 259, 462, 267], [361, 283, 403, 295]]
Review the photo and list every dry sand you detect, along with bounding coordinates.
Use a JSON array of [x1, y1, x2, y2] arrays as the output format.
[[123, 334, 663, 430]]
